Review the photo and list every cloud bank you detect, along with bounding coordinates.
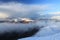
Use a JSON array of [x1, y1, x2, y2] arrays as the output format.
[[0, 2, 50, 19]]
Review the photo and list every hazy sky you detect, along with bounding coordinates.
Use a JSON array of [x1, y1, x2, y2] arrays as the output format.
[[0, 0, 60, 40], [0, 0, 41, 19], [0, 0, 60, 19]]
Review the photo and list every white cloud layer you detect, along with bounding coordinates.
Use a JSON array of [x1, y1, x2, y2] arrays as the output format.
[[51, 16, 60, 20], [0, 2, 50, 18], [49, 12, 60, 15]]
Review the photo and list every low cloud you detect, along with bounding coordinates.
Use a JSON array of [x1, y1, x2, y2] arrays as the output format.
[[51, 16, 60, 20], [49, 12, 60, 15]]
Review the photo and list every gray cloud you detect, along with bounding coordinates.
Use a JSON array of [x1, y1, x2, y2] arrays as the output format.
[[0, 2, 50, 19]]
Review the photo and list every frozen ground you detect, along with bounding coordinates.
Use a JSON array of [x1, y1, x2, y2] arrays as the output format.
[[18, 20, 60, 40]]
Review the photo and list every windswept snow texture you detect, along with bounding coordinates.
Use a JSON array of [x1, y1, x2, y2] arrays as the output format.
[[18, 21, 60, 40]]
